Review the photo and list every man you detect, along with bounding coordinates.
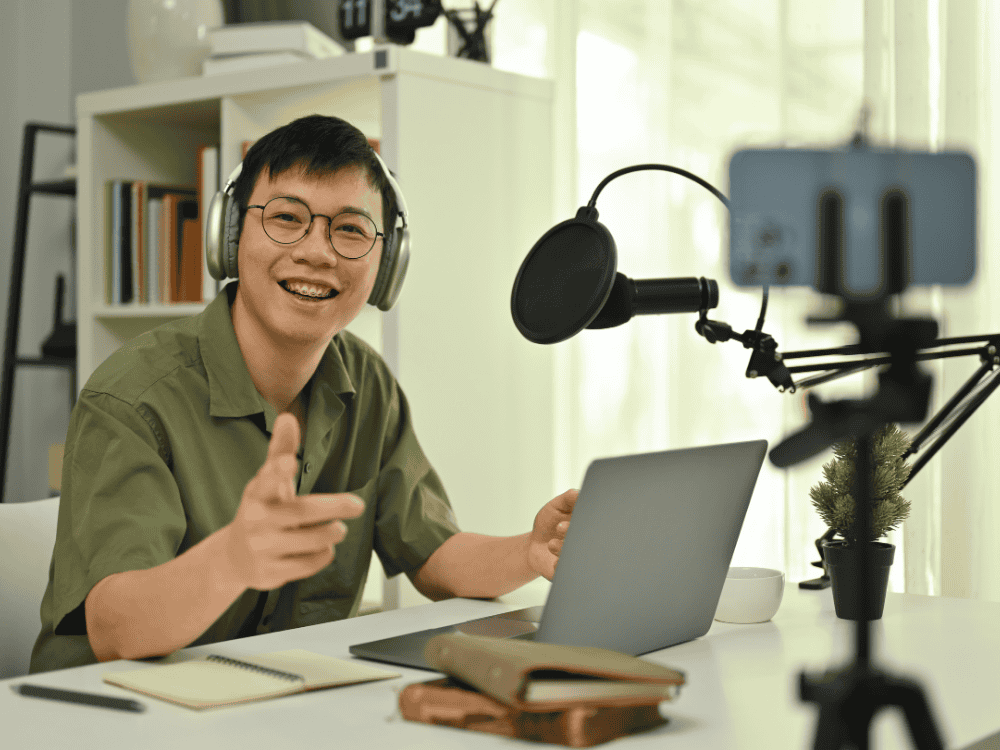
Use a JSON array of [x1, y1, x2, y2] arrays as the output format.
[[30, 115, 576, 673]]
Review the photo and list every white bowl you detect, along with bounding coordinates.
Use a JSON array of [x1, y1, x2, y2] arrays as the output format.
[[714, 567, 785, 624]]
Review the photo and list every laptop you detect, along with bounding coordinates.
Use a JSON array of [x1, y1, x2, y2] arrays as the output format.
[[349, 439, 769, 670]]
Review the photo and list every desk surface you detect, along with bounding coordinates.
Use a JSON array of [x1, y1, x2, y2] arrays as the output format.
[[2, 584, 998, 750]]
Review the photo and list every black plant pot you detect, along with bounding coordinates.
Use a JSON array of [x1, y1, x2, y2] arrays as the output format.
[[822, 540, 896, 621]]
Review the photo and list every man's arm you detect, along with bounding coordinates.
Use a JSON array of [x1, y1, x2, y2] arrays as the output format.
[[85, 528, 247, 661], [407, 531, 534, 601], [86, 414, 364, 662], [408, 489, 577, 601]]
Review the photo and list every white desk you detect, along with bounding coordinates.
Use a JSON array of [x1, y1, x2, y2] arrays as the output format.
[[2, 584, 998, 750]]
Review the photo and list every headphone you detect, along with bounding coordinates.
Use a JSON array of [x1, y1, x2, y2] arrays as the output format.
[[204, 149, 411, 311]]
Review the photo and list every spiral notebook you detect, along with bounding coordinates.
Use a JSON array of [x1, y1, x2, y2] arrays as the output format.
[[103, 649, 399, 709]]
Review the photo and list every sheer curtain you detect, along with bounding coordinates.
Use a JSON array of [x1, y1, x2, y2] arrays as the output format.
[[493, 0, 866, 585], [487, 0, 997, 599], [882, 0, 1000, 602]]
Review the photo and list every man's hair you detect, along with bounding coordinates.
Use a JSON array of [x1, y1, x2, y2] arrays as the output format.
[[231, 114, 396, 244]]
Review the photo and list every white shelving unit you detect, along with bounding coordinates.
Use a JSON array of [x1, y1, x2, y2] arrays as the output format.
[[75, 47, 557, 610]]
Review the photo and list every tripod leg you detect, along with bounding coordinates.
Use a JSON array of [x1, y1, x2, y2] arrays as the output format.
[[810, 703, 848, 750], [890, 678, 945, 750]]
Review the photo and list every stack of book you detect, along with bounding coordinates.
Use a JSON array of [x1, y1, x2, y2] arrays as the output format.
[[203, 21, 344, 76], [105, 145, 219, 306]]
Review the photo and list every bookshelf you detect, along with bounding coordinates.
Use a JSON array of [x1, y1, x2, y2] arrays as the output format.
[[76, 47, 557, 609]]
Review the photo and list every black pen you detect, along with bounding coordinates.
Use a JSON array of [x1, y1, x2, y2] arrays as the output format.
[[12, 684, 146, 713]]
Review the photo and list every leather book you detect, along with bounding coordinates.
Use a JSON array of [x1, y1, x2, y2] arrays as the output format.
[[399, 677, 668, 747], [398, 633, 685, 746]]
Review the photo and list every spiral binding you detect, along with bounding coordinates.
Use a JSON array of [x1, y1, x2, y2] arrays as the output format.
[[205, 655, 304, 684]]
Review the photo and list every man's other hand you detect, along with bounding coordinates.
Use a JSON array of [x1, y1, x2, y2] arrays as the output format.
[[225, 412, 365, 591], [527, 488, 578, 581]]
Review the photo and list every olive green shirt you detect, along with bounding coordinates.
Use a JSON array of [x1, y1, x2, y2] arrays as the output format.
[[30, 282, 459, 674]]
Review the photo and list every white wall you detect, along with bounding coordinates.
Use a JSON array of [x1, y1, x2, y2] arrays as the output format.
[[0, 0, 75, 502], [0, 0, 137, 502]]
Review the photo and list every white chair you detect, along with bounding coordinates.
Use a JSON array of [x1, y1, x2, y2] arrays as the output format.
[[0, 496, 60, 679]]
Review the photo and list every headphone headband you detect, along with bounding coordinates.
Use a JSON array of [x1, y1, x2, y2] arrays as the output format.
[[369, 149, 408, 234]]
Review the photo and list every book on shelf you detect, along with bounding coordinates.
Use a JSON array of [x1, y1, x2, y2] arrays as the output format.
[[104, 181, 119, 305], [103, 648, 399, 710], [105, 145, 221, 306], [177, 200, 201, 302], [131, 181, 145, 303], [119, 181, 132, 304], [105, 180, 197, 305], [208, 21, 345, 59], [146, 196, 162, 304], [399, 633, 685, 747]]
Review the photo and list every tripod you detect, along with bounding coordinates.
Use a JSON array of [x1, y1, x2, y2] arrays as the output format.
[[793, 428, 943, 750], [767, 172, 947, 749]]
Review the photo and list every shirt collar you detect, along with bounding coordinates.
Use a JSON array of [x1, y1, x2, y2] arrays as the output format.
[[199, 282, 357, 423]]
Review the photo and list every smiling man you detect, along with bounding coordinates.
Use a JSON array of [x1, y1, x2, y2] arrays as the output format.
[[29, 115, 576, 674]]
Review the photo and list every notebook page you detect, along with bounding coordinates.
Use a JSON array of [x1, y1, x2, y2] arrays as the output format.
[[104, 660, 301, 707], [249, 649, 400, 689]]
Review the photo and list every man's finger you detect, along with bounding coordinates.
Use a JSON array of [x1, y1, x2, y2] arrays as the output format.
[[554, 489, 579, 513], [268, 412, 301, 460], [302, 493, 366, 522]]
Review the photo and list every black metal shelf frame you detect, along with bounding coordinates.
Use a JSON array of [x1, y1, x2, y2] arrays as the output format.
[[0, 122, 77, 502]]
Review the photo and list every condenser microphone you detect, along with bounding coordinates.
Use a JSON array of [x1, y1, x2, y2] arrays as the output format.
[[511, 206, 719, 344], [587, 272, 719, 329]]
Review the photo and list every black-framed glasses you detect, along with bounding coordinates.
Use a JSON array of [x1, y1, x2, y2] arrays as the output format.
[[247, 196, 384, 260]]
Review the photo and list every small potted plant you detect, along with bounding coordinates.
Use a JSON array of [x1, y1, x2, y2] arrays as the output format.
[[808, 423, 912, 620]]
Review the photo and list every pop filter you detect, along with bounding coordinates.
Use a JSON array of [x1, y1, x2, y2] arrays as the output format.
[[511, 207, 617, 345]]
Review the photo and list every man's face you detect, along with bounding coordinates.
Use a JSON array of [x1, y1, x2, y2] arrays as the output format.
[[233, 164, 383, 349]]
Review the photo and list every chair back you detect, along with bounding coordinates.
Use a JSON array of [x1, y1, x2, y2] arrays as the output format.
[[0, 496, 60, 679]]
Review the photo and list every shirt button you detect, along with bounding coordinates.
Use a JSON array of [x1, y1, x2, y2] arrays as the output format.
[[304, 462, 311, 474]]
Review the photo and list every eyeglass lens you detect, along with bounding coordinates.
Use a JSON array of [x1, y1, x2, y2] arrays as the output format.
[[261, 197, 377, 259]]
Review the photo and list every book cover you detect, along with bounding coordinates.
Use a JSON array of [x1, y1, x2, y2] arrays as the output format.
[[203, 50, 312, 76], [399, 677, 668, 748], [160, 194, 178, 303], [423, 634, 684, 711], [147, 197, 162, 305], [132, 181, 146, 303], [120, 181, 133, 304], [208, 21, 344, 58], [105, 180, 118, 305], [179, 205, 201, 302]]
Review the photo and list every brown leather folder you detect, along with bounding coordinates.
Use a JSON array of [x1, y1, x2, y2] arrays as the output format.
[[398, 634, 685, 746]]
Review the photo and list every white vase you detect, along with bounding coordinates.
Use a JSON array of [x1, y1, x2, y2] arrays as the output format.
[[126, 0, 224, 84]]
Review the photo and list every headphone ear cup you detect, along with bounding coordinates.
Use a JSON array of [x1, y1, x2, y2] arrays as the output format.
[[205, 190, 228, 281], [221, 194, 241, 279], [205, 189, 242, 280], [368, 225, 410, 311]]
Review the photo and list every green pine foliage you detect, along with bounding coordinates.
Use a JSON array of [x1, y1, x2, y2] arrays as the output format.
[[808, 423, 913, 544]]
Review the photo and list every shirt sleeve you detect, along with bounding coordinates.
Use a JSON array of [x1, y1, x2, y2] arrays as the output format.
[[372, 380, 460, 579], [45, 389, 187, 636]]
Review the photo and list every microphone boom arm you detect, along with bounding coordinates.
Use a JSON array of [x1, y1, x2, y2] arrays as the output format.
[[697, 321, 1000, 486]]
